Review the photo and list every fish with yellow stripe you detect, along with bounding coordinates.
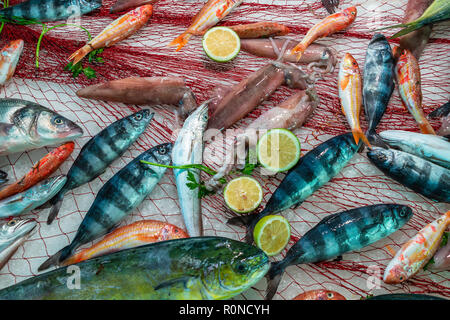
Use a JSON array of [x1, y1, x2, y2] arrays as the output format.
[[338, 53, 371, 146]]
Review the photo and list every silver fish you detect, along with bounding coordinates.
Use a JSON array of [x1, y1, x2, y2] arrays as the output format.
[[172, 101, 209, 237], [0, 98, 83, 155], [0, 175, 67, 218], [0, 218, 36, 271]]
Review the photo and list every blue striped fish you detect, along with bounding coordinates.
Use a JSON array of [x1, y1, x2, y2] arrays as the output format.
[[265, 204, 413, 300], [46, 110, 154, 225], [38, 143, 173, 271], [228, 132, 361, 243], [368, 147, 450, 202]]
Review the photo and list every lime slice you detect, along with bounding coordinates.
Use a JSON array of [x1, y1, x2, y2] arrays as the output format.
[[254, 215, 291, 256], [223, 176, 263, 213], [257, 128, 301, 173], [202, 26, 241, 62]]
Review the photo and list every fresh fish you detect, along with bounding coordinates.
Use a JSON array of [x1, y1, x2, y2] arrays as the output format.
[[46, 109, 153, 225], [208, 61, 310, 131], [363, 33, 395, 147], [0, 175, 67, 218], [69, 5, 153, 65], [2, 237, 269, 300], [291, 6, 357, 61], [393, 46, 436, 134], [384, 211, 450, 284], [429, 101, 450, 138], [0, 170, 7, 186], [379, 130, 450, 169], [110, 0, 160, 13], [266, 204, 413, 300], [61, 219, 188, 267], [429, 239, 450, 271], [367, 147, 450, 202], [225, 22, 290, 39], [0, 39, 24, 86], [0, 142, 75, 200], [338, 52, 371, 146], [429, 101, 450, 118], [39, 143, 172, 271], [228, 133, 361, 243], [366, 293, 446, 300], [173, 102, 208, 237], [293, 289, 346, 300], [169, 0, 243, 51], [0, 0, 102, 22], [321, 0, 340, 14], [0, 218, 36, 271], [0, 98, 83, 156]]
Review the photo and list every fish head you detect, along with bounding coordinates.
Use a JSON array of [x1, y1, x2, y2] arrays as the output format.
[[186, 101, 209, 132], [25, 175, 67, 201], [146, 142, 173, 166], [379, 130, 410, 148], [2, 39, 24, 55], [341, 53, 359, 72], [343, 6, 357, 22], [368, 33, 393, 54], [159, 224, 189, 241], [126, 109, 154, 134], [367, 146, 394, 168], [0, 218, 36, 245], [136, 4, 153, 18], [383, 263, 408, 284], [381, 205, 414, 233]]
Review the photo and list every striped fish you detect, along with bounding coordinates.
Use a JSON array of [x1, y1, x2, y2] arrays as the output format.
[[46, 109, 154, 225], [0, 39, 24, 86], [228, 132, 361, 243], [38, 143, 173, 271], [368, 147, 450, 202], [265, 204, 413, 300]]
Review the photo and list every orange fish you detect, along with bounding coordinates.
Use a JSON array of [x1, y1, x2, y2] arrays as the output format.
[[0, 39, 24, 86], [69, 5, 153, 65], [292, 6, 357, 61], [61, 220, 189, 266], [225, 22, 290, 39], [293, 290, 346, 300], [0, 142, 74, 201]]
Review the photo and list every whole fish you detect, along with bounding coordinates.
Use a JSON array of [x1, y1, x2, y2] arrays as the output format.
[[428, 101, 450, 138], [380, 0, 450, 39], [69, 5, 153, 65], [266, 204, 413, 300], [61, 219, 188, 267], [173, 102, 208, 237], [110, 0, 160, 13], [228, 133, 361, 243], [291, 6, 357, 61], [169, 0, 243, 51], [46, 109, 153, 225], [0, 218, 36, 271], [0, 0, 102, 22], [0, 39, 24, 86], [384, 211, 450, 284], [0, 142, 74, 200], [393, 46, 435, 134], [429, 239, 450, 271], [0, 98, 83, 156], [39, 143, 172, 271], [0, 175, 67, 218], [367, 293, 446, 300], [225, 22, 290, 39], [367, 147, 450, 202], [2, 237, 269, 300], [379, 130, 450, 169], [0, 170, 7, 186], [208, 61, 309, 131], [363, 33, 395, 147], [338, 53, 371, 146], [293, 289, 346, 300]]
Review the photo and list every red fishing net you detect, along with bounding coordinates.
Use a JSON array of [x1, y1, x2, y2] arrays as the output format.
[[0, 0, 449, 299]]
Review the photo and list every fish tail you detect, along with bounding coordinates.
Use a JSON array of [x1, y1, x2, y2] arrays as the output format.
[[69, 45, 93, 65], [169, 32, 192, 51], [265, 261, 285, 300], [46, 193, 64, 225], [37, 244, 74, 272], [418, 121, 436, 135], [366, 129, 388, 149], [227, 212, 262, 244], [292, 43, 306, 61], [352, 128, 372, 148]]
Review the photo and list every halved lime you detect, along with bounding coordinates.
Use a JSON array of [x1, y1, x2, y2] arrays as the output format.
[[254, 215, 291, 256], [223, 176, 262, 213], [202, 26, 241, 62]]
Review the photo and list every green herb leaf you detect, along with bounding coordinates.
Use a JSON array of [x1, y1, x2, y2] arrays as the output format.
[[83, 67, 97, 79], [423, 257, 435, 271], [441, 232, 448, 247]]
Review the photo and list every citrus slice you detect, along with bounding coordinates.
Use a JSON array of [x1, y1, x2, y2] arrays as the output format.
[[256, 128, 301, 173], [223, 176, 262, 213], [202, 26, 241, 62], [254, 215, 291, 256]]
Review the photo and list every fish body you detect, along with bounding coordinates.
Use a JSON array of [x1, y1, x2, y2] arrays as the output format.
[[0, 98, 83, 156], [0, 39, 24, 86], [379, 130, 450, 169], [266, 204, 413, 300], [2, 237, 269, 300], [363, 33, 395, 147], [367, 293, 446, 300], [338, 53, 370, 146], [293, 289, 346, 300], [173, 102, 208, 237], [69, 5, 153, 65], [0, 170, 7, 186], [0, 0, 102, 22], [393, 47, 435, 134], [169, 0, 243, 51], [292, 6, 357, 60], [0, 175, 67, 218], [384, 211, 450, 284], [61, 219, 188, 266], [0, 142, 74, 200], [46, 109, 153, 225], [367, 147, 450, 202], [0, 218, 36, 271], [226, 22, 290, 39], [430, 240, 450, 271], [110, 0, 160, 13], [39, 143, 172, 270]]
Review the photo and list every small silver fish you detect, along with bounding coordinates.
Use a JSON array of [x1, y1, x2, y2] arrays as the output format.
[[0, 218, 36, 271], [0, 39, 24, 86]]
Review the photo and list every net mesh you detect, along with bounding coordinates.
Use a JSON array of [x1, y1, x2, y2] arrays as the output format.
[[0, 0, 449, 300]]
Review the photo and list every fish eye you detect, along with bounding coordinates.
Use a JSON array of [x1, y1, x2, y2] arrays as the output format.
[[235, 262, 248, 274], [159, 146, 167, 155], [53, 117, 64, 125], [7, 220, 16, 227], [351, 11, 356, 15], [135, 114, 143, 121], [399, 276, 404, 281], [327, 292, 334, 299]]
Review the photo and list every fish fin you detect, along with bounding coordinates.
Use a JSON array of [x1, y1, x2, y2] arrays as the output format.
[[418, 122, 436, 135], [38, 248, 64, 272], [292, 43, 306, 61], [169, 32, 192, 52], [390, 22, 423, 39], [154, 276, 193, 291], [69, 45, 93, 65], [227, 214, 254, 227], [290, 202, 302, 210], [265, 261, 285, 300], [352, 128, 372, 148], [367, 130, 389, 149], [428, 101, 450, 118], [46, 197, 63, 225]]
